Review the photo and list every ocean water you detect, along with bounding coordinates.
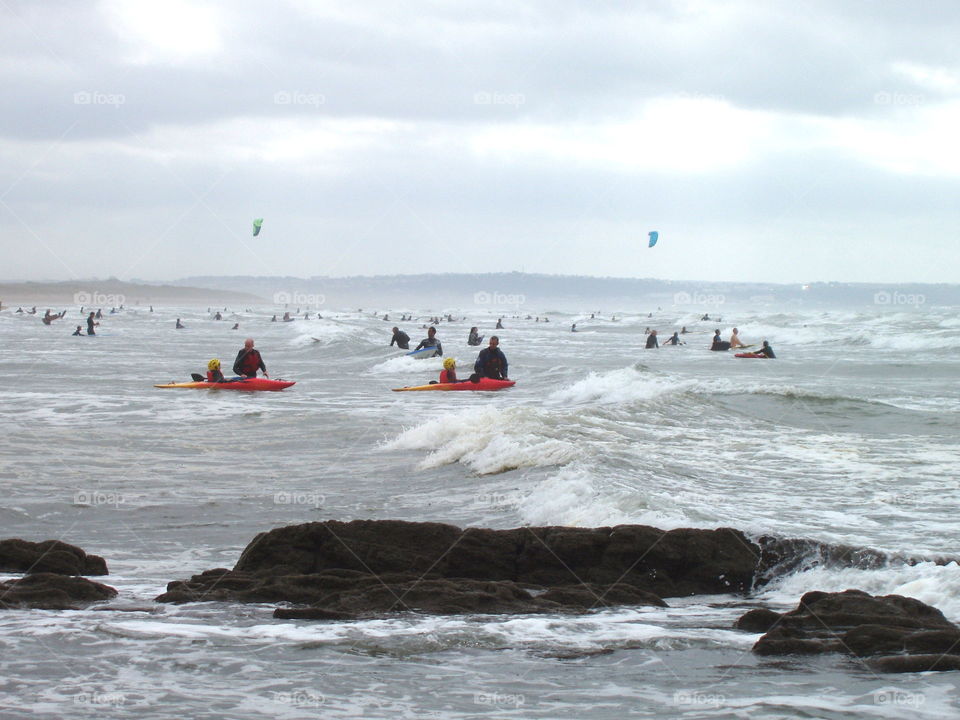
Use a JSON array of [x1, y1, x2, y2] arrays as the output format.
[[1, 303, 959, 718]]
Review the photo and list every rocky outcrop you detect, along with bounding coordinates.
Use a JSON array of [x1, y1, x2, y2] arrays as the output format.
[[0, 539, 108, 576], [156, 519, 760, 616], [741, 590, 960, 672], [0, 573, 117, 610]]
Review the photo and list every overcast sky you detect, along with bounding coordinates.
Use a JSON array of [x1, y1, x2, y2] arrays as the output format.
[[2, 0, 958, 283]]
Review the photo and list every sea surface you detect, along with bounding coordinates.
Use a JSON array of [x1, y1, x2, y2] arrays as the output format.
[[1, 302, 959, 718]]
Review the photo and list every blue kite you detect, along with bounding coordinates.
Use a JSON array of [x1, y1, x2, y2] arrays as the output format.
[[648, 231, 658, 248]]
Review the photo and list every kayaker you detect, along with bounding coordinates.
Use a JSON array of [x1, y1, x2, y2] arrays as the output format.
[[475, 336, 508, 380], [467, 327, 483, 346], [710, 330, 731, 351], [645, 330, 659, 349], [730, 328, 746, 348], [206, 358, 227, 383], [663, 331, 683, 346], [233, 338, 269, 378], [414, 327, 442, 356], [390, 327, 410, 350], [758, 341, 776, 358], [439, 357, 460, 383], [72, 326, 83, 336], [86, 312, 98, 336]]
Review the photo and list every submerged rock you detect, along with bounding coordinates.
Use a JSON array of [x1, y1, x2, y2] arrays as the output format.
[[742, 589, 960, 671], [0, 539, 108, 576], [0, 573, 117, 610], [157, 519, 760, 617]]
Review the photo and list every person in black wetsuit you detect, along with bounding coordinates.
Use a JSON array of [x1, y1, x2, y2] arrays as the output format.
[[175, 318, 184, 329], [72, 326, 83, 336], [495, 318, 503, 329], [710, 329, 731, 351], [86, 312, 98, 336], [645, 330, 659, 349], [474, 336, 508, 380], [414, 327, 442, 356], [390, 327, 410, 349], [233, 338, 268, 378], [758, 341, 776, 358]]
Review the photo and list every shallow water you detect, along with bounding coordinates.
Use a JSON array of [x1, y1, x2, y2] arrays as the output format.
[[1, 303, 959, 717]]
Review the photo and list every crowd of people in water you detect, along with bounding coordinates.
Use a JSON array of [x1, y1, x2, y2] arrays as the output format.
[[7, 303, 776, 388]]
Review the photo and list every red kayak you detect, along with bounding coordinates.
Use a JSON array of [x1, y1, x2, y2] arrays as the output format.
[[393, 378, 515, 392], [155, 379, 296, 391], [735, 353, 768, 359]]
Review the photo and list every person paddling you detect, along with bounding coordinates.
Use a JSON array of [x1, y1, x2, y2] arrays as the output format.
[[440, 357, 461, 383], [475, 336, 508, 380], [206, 358, 227, 383], [758, 341, 776, 358], [233, 338, 269, 378]]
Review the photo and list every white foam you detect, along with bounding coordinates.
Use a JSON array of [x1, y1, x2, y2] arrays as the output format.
[[548, 366, 692, 406]]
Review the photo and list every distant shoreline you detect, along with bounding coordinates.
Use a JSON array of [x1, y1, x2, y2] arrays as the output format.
[[0, 280, 265, 306]]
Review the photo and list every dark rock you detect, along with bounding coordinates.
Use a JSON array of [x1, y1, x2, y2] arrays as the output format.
[[734, 608, 782, 633], [230, 520, 758, 597], [0, 539, 108, 575], [744, 589, 960, 672], [869, 654, 960, 673], [0, 573, 117, 610]]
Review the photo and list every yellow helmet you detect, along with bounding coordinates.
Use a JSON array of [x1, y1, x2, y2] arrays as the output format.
[[442, 357, 456, 370], [208, 358, 221, 370]]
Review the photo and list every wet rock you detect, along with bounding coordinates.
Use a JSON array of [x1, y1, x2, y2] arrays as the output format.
[[868, 654, 960, 673], [0, 539, 108, 575], [734, 608, 782, 633], [160, 519, 773, 616], [0, 573, 117, 610], [742, 589, 960, 671], [229, 519, 759, 597]]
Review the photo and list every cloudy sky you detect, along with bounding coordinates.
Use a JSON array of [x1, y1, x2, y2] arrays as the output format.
[[2, 0, 959, 283]]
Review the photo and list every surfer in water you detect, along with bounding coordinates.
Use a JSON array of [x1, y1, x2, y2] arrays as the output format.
[[496, 318, 503, 329], [175, 318, 184, 329], [414, 327, 442, 356], [475, 336, 508, 380], [758, 341, 776, 358], [710, 330, 731, 351], [390, 327, 410, 349], [72, 326, 84, 336], [86, 312, 98, 336], [233, 338, 268, 379], [663, 331, 683, 346], [468, 327, 483, 346], [730, 328, 746, 348], [645, 329, 659, 349]]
